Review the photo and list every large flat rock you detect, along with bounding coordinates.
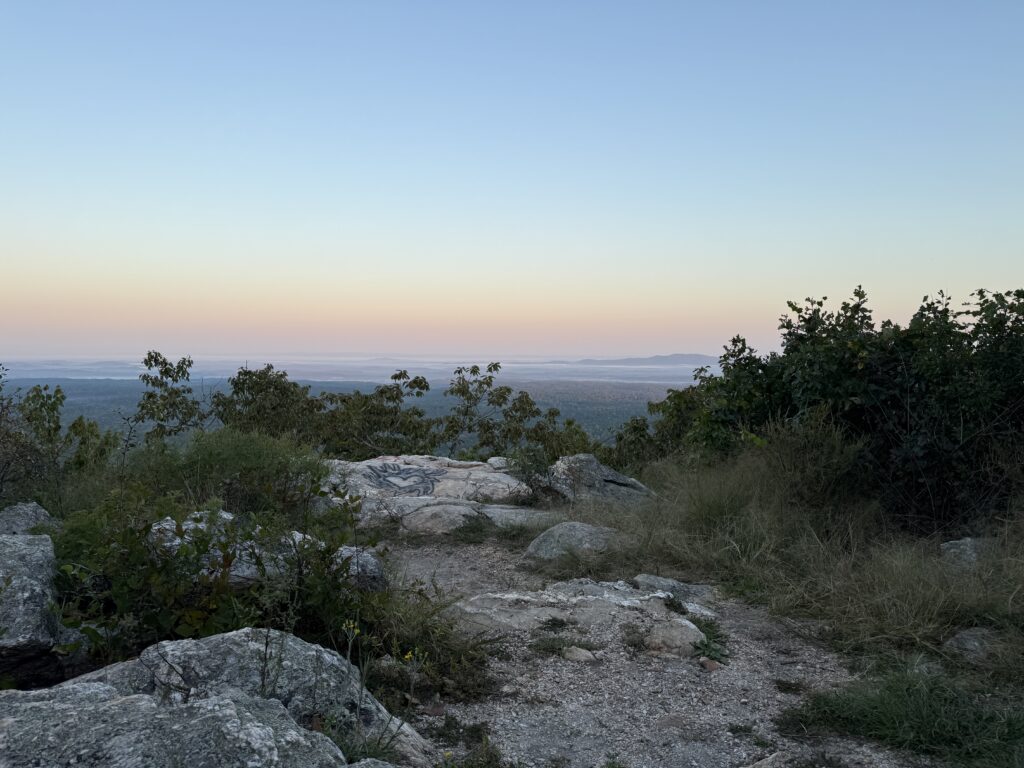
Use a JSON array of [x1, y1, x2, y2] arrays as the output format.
[[452, 578, 707, 658], [328, 455, 533, 505]]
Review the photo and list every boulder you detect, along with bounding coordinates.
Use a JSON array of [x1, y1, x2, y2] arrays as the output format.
[[71, 627, 433, 767], [0, 534, 61, 687], [0, 501, 54, 535], [397, 499, 482, 534], [328, 455, 532, 505], [524, 521, 620, 561], [0, 682, 347, 767], [538, 454, 652, 504]]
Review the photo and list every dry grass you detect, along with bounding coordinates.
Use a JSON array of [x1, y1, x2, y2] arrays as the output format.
[[565, 448, 1024, 764]]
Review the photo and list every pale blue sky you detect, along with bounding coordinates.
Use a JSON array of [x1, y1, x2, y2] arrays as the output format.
[[1, 1, 1022, 357]]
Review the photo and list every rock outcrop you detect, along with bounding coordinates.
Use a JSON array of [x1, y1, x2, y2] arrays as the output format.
[[326, 455, 556, 535], [52, 627, 433, 767], [0, 501, 54, 535], [0, 681, 349, 767], [329, 455, 533, 506], [452, 578, 707, 658], [538, 454, 653, 504], [0, 533, 62, 687]]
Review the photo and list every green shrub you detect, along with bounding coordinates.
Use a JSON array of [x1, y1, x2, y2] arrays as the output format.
[[616, 288, 1024, 531], [212, 364, 323, 443]]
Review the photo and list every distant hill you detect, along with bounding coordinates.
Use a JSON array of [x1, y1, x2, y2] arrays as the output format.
[[561, 353, 718, 367]]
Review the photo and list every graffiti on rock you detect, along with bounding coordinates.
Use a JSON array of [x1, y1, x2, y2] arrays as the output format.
[[365, 463, 447, 497]]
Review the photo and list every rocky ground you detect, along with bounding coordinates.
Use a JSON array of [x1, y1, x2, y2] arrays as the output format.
[[390, 541, 936, 768], [0, 455, 942, 768]]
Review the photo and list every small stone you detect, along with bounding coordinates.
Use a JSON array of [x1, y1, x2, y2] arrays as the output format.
[[561, 645, 599, 663], [644, 619, 706, 658], [940, 537, 994, 567], [699, 656, 722, 672], [943, 627, 997, 662]]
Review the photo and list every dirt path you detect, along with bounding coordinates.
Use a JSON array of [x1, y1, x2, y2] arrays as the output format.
[[386, 540, 938, 768]]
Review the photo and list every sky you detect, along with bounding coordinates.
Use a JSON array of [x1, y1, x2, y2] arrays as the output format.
[[1, 1, 1022, 360]]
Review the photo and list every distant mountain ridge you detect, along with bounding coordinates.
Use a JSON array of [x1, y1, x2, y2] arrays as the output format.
[[556, 353, 719, 367]]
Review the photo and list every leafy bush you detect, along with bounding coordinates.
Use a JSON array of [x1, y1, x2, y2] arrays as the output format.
[[625, 288, 1024, 530], [212, 364, 323, 443], [319, 370, 439, 459]]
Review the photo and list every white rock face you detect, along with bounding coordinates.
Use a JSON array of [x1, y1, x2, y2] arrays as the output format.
[[0, 501, 54, 535], [328, 455, 533, 505], [0, 533, 61, 686], [325, 455, 558, 536]]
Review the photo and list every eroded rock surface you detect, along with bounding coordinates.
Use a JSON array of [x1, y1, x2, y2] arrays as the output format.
[[0, 502, 53, 535], [69, 627, 433, 767], [0, 533, 61, 687], [0, 681, 348, 767], [452, 578, 707, 657], [329, 455, 533, 506], [326, 455, 559, 536]]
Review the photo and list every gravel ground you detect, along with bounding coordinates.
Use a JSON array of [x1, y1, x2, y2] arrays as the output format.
[[388, 540, 940, 768]]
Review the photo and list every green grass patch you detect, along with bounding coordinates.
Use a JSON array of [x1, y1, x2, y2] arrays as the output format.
[[778, 669, 1024, 767]]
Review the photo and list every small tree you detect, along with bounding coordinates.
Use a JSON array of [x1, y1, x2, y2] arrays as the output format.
[[319, 370, 438, 460], [134, 351, 209, 442], [212, 364, 322, 443]]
